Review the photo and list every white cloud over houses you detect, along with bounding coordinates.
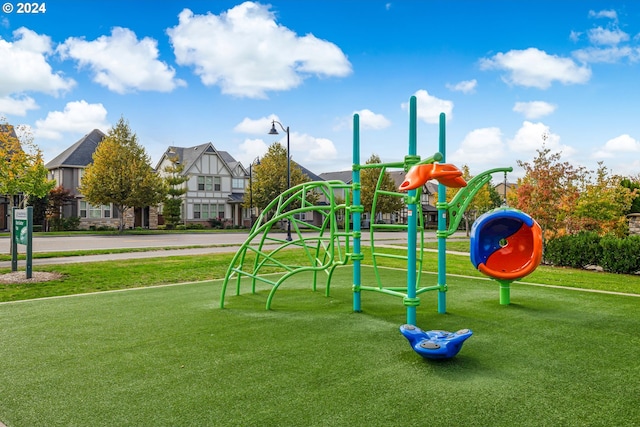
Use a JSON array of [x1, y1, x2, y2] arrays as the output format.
[[0, 95, 38, 116], [479, 48, 591, 89], [233, 115, 279, 135], [34, 100, 109, 139], [402, 89, 453, 124], [0, 27, 75, 115], [57, 27, 186, 94], [167, 2, 352, 98], [513, 101, 557, 120]]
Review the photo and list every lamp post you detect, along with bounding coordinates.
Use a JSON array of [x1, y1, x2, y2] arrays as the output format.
[[269, 120, 292, 241], [249, 157, 260, 226]]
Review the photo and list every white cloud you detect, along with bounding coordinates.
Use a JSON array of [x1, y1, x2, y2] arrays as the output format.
[[353, 109, 391, 130], [0, 95, 38, 116], [589, 9, 618, 22], [167, 2, 352, 98], [592, 134, 640, 158], [0, 27, 75, 97], [449, 127, 504, 166], [234, 138, 269, 167], [446, 79, 477, 94], [57, 27, 186, 94], [573, 46, 640, 63], [401, 89, 453, 124], [507, 121, 574, 158], [513, 101, 557, 119], [587, 27, 629, 46], [234, 115, 279, 135], [479, 48, 591, 89], [34, 100, 109, 139]]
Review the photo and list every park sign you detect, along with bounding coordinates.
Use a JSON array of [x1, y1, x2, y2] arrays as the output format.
[[11, 207, 33, 279]]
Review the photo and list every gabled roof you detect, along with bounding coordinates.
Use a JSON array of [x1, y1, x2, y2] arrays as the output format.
[[45, 129, 106, 169], [319, 170, 352, 184], [295, 162, 324, 182], [158, 142, 244, 176]]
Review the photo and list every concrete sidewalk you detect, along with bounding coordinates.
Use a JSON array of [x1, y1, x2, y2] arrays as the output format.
[[0, 231, 469, 268]]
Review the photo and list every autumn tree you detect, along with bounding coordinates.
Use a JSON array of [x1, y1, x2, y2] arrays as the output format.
[[508, 147, 584, 238], [162, 155, 188, 228], [621, 175, 640, 214], [571, 163, 634, 237], [360, 154, 403, 222], [0, 122, 55, 211], [79, 117, 165, 232], [247, 142, 313, 219], [46, 185, 75, 231]]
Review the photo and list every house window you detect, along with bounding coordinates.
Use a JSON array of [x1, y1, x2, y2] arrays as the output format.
[[201, 204, 210, 219], [205, 176, 213, 191], [218, 204, 225, 219], [198, 176, 205, 191], [80, 201, 111, 218], [232, 178, 244, 189], [193, 204, 201, 219], [214, 177, 221, 191]]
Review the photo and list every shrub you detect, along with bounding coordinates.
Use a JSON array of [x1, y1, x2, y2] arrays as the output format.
[[600, 235, 640, 274], [544, 231, 601, 268]]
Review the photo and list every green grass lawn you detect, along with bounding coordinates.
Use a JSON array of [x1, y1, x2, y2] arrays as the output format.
[[0, 258, 639, 426]]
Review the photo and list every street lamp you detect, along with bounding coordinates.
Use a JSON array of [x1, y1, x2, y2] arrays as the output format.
[[249, 157, 260, 226], [268, 120, 292, 241]]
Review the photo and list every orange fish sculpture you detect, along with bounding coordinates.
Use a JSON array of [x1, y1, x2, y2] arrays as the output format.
[[399, 163, 467, 191]]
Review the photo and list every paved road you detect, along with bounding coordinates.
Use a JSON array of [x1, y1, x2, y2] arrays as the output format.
[[0, 231, 468, 267]]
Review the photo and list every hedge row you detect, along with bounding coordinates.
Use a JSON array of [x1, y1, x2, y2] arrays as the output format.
[[544, 232, 640, 274]]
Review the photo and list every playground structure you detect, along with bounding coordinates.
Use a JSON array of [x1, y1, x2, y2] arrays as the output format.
[[470, 207, 543, 304], [220, 96, 543, 358]]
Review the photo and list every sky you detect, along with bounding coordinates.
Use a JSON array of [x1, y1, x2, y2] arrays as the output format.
[[1, 0, 640, 181]]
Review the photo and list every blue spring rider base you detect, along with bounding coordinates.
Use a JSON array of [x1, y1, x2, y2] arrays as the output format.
[[400, 324, 473, 360]]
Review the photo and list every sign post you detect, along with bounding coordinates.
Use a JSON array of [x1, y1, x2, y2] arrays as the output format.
[[11, 207, 33, 279]]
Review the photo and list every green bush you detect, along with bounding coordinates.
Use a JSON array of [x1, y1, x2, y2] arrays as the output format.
[[546, 232, 640, 274], [600, 235, 640, 274], [544, 231, 602, 268]]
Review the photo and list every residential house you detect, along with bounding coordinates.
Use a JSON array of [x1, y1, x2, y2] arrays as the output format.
[[45, 129, 159, 230], [317, 169, 439, 228], [155, 143, 248, 228]]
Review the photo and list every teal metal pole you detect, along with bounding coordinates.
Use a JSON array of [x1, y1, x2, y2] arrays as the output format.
[[406, 96, 418, 325], [437, 113, 447, 314], [352, 114, 362, 312], [10, 207, 17, 272], [26, 206, 33, 279]]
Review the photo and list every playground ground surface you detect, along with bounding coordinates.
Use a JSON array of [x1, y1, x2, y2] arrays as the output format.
[[0, 252, 638, 426]]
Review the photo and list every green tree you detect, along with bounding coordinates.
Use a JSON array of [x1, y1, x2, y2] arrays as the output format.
[[247, 142, 312, 218], [360, 154, 403, 221], [571, 163, 634, 237], [0, 121, 55, 211], [162, 155, 188, 228], [621, 175, 640, 214], [79, 117, 165, 232]]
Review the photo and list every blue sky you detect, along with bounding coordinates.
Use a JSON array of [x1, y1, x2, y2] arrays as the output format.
[[1, 1, 640, 180]]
